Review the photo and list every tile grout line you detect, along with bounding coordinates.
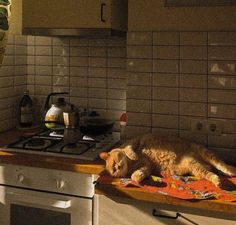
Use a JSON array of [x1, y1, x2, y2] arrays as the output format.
[[178, 31, 181, 138], [151, 32, 154, 133]]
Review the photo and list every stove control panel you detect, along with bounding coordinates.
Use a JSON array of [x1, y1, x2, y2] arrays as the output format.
[[0, 164, 95, 197]]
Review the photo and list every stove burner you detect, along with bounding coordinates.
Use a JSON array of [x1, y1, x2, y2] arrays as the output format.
[[26, 138, 46, 147], [61, 142, 95, 155], [20, 137, 60, 151], [5, 130, 120, 160]]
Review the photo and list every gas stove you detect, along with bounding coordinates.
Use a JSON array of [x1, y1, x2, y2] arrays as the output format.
[[2, 130, 120, 161]]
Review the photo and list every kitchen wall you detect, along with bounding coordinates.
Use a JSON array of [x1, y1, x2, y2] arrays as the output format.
[[1, 0, 235, 164], [126, 31, 236, 163], [26, 36, 127, 130], [126, 1, 236, 164], [0, 0, 26, 132], [0, 34, 27, 132]]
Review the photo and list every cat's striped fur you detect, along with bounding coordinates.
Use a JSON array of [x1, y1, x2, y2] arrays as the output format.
[[100, 133, 236, 187]]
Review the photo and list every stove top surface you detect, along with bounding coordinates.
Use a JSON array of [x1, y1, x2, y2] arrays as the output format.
[[3, 130, 120, 161]]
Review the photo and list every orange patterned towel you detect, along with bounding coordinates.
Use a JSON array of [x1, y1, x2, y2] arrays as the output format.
[[98, 174, 236, 201]]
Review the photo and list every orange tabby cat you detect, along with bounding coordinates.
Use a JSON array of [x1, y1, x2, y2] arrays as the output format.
[[100, 133, 236, 187]]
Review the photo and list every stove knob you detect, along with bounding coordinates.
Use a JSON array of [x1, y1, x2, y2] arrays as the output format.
[[56, 180, 65, 189], [17, 174, 25, 184]]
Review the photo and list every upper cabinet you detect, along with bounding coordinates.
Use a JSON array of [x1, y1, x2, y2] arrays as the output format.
[[22, 0, 127, 36]]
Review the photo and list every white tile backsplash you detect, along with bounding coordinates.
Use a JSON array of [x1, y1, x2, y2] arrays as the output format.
[[208, 61, 236, 75], [153, 59, 179, 73], [208, 32, 236, 46], [208, 47, 236, 60], [0, 31, 236, 157], [35, 46, 52, 56], [35, 36, 52, 46], [127, 32, 152, 45], [180, 74, 207, 88], [208, 75, 236, 89], [152, 100, 179, 115], [153, 46, 179, 59], [180, 32, 207, 46], [180, 46, 207, 60], [152, 87, 178, 101], [0, 34, 27, 131], [127, 58, 152, 72], [127, 99, 151, 113], [179, 88, 207, 103], [153, 73, 179, 87], [22, 36, 126, 127], [89, 67, 107, 78], [152, 114, 179, 129], [127, 31, 236, 157], [208, 89, 236, 104], [70, 56, 88, 67], [180, 60, 207, 74], [70, 47, 88, 57], [127, 46, 152, 59]]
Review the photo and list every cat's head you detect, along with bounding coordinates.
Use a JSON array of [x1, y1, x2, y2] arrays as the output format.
[[99, 148, 128, 178]]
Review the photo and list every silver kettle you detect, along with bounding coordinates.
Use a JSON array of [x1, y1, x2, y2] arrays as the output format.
[[44, 92, 69, 129]]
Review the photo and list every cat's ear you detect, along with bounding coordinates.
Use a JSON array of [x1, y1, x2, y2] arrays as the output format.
[[99, 152, 110, 161]]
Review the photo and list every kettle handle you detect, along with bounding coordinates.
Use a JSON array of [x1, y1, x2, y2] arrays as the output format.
[[44, 92, 69, 111]]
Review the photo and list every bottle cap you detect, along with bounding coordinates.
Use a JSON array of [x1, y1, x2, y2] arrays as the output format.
[[120, 113, 127, 126]]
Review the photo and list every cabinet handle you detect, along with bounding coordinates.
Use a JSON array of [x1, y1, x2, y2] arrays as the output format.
[[152, 209, 198, 225], [100, 3, 106, 22]]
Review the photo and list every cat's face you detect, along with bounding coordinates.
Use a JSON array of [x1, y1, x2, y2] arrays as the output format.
[[99, 149, 128, 177]]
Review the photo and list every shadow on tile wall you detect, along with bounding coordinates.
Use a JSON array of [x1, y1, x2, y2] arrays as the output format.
[[27, 36, 127, 131], [0, 34, 27, 132]]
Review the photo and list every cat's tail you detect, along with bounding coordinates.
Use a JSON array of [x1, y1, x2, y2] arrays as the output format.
[[194, 144, 236, 177]]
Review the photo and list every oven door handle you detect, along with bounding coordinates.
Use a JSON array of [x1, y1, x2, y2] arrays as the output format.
[[7, 191, 71, 209]]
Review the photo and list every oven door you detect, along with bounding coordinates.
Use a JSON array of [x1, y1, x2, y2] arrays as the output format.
[[0, 185, 92, 225]]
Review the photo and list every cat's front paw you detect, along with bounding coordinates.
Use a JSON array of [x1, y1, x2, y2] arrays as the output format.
[[131, 170, 146, 182], [123, 146, 139, 161], [211, 174, 221, 187]]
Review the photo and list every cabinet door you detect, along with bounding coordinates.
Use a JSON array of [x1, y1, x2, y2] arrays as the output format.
[[94, 195, 191, 225], [22, 0, 111, 29], [94, 195, 236, 225]]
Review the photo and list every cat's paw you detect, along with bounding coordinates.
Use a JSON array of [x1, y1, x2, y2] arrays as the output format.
[[123, 146, 139, 160], [131, 170, 146, 182], [211, 174, 221, 187], [128, 151, 139, 160]]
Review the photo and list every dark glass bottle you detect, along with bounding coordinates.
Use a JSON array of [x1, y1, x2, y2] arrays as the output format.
[[19, 90, 33, 128]]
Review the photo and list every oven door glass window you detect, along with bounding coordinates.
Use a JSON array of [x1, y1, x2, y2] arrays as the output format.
[[11, 204, 70, 225]]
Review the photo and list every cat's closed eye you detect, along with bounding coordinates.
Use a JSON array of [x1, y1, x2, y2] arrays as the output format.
[[112, 162, 121, 173]]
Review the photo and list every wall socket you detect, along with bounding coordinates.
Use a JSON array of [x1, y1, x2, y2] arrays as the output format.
[[191, 119, 223, 135], [207, 119, 223, 135], [191, 119, 207, 134]]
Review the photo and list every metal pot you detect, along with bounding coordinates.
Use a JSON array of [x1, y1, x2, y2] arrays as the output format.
[[79, 116, 114, 136]]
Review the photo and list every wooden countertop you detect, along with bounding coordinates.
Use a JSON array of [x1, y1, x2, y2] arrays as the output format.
[[95, 179, 236, 216], [1, 128, 236, 216]]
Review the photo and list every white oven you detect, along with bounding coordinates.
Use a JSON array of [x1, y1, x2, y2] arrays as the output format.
[[0, 163, 96, 225]]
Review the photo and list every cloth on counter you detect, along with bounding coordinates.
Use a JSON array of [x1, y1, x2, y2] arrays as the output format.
[[98, 174, 236, 202]]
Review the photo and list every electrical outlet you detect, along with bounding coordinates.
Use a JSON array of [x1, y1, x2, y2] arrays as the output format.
[[207, 120, 223, 135], [191, 119, 207, 133]]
